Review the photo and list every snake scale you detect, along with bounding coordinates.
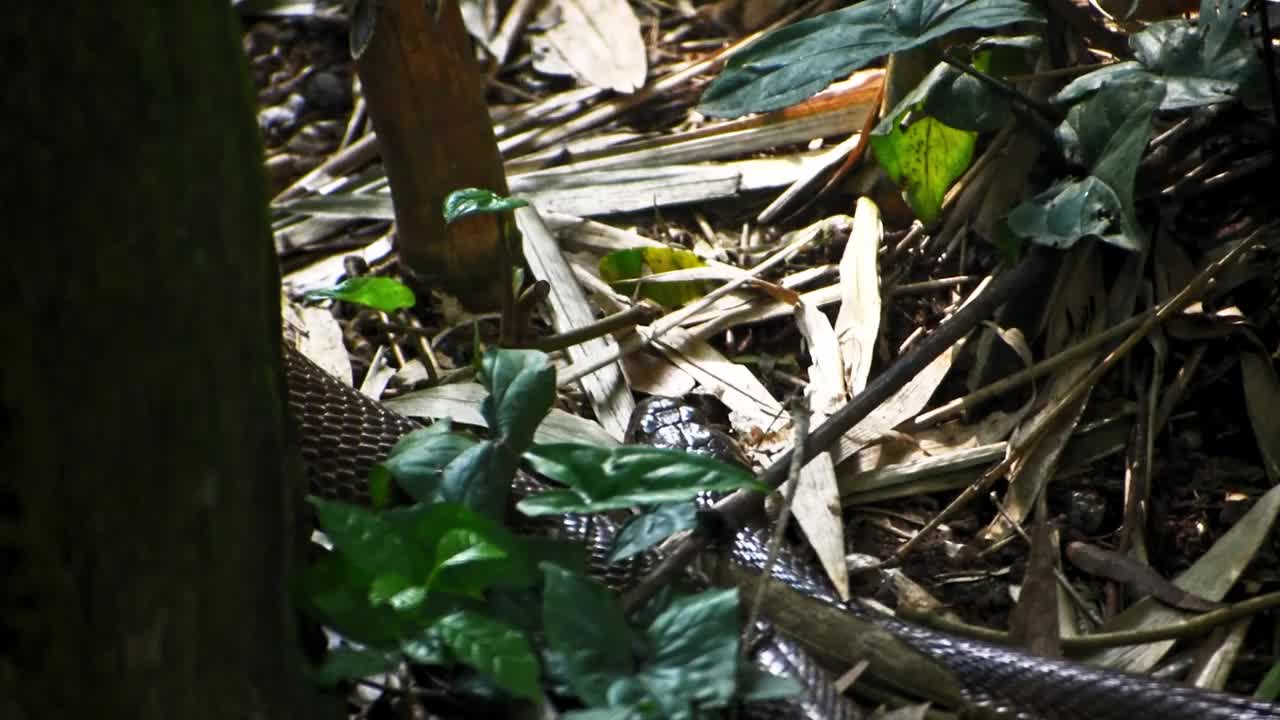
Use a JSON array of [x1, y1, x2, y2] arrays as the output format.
[[285, 344, 1280, 720]]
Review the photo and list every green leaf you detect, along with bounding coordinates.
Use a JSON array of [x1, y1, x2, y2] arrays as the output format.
[[1054, 79, 1163, 250], [637, 588, 741, 714], [870, 64, 976, 225], [411, 503, 536, 595], [438, 441, 517, 520], [477, 348, 557, 452], [444, 188, 529, 224], [1006, 176, 1122, 249], [609, 503, 699, 563], [919, 48, 1017, 133], [378, 423, 479, 503], [298, 551, 409, 648], [309, 498, 419, 581], [425, 528, 509, 598], [312, 645, 399, 685], [519, 444, 763, 516], [598, 247, 711, 309], [541, 564, 636, 705], [368, 465, 394, 509], [1055, 0, 1259, 111], [432, 610, 544, 703], [699, 0, 1042, 117], [303, 276, 416, 312], [369, 573, 419, 608]]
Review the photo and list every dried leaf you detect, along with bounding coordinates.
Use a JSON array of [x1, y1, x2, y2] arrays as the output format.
[[834, 197, 882, 396], [536, 0, 647, 93]]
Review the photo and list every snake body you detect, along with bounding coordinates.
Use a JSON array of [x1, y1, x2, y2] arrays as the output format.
[[285, 345, 1280, 720]]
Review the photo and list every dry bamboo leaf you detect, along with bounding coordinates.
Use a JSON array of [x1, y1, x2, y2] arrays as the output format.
[[1186, 620, 1251, 693], [834, 197, 882, 395], [535, 0, 646, 93], [649, 325, 788, 446], [284, 301, 352, 384], [511, 155, 822, 217], [792, 450, 850, 600], [1078, 483, 1280, 674], [281, 235, 395, 295], [619, 350, 698, 398], [517, 207, 634, 441], [796, 299, 846, 415], [791, 301, 849, 597]]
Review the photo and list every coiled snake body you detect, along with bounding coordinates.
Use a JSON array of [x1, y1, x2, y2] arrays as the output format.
[[285, 345, 1280, 720]]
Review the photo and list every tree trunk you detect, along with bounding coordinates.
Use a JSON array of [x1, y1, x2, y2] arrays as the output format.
[[356, 0, 513, 312], [1, 6, 319, 719]]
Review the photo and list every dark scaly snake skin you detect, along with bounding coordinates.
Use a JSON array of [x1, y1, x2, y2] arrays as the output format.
[[284, 345, 1280, 720]]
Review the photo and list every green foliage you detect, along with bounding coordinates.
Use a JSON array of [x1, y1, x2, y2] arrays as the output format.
[[698, 0, 1042, 118], [700, 0, 1260, 251], [1009, 80, 1164, 250], [1055, 0, 1262, 110], [610, 503, 700, 563], [870, 64, 979, 225], [303, 276, 416, 312], [300, 347, 793, 715], [444, 187, 530, 224], [520, 444, 764, 515]]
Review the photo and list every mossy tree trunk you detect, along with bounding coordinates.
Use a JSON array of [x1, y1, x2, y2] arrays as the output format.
[[0, 5, 321, 719]]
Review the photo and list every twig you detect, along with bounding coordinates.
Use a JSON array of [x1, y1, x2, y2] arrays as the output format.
[[898, 591, 1280, 652], [744, 395, 810, 646], [890, 228, 1266, 565], [619, 247, 1055, 610], [915, 307, 1154, 428]]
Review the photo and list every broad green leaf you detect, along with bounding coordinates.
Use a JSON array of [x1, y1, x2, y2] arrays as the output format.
[[870, 64, 976, 225], [368, 573, 418, 608], [409, 503, 533, 593], [920, 48, 1019, 132], [438, 441, 517, 520], [637, 588, 741, 714], [699, 0, 1042, 117], [312, 645, 399, 685], [1052, 79, 1163, 250], [598, 247, 710, 309], [379, 423, 478, 503], [1005, 177, 1122, 248], [477, 348, 556, 452], [425, 528, 509, 598], [432, 610, 544, 702], [1055, 0, 1259, 110], [444, 188, 529, 224], [609, 503, 699, 563], [519, 444, 762, 516], [298, 551, 409, 648], [303, 276, 416, 312], [541, 564, 636, 705], [308, 498, 419, 580]]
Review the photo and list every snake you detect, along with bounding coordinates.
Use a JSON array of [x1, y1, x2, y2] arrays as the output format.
[[285, 343, 1280, 720]]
